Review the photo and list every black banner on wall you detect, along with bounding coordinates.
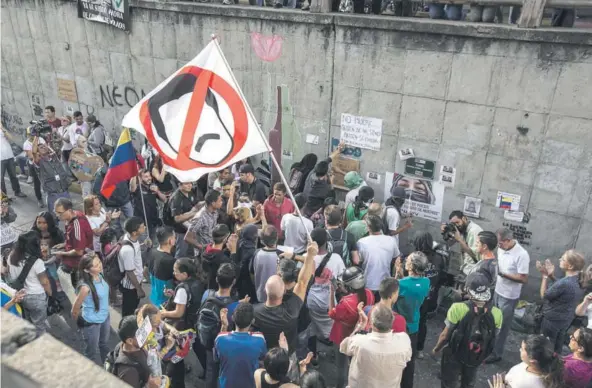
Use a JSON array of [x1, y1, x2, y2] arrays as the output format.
[[77, 0, 130, 32]]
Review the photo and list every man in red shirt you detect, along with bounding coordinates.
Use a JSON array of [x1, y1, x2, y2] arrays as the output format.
[[263, 183, 295, 242], [53, 197, 93, 288], [366, 277, 407, 333]]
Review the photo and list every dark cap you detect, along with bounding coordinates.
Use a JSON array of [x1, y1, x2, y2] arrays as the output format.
[[239, 164, 255, 174], [391, 186, 407, 199], [466, 272, 492, 302], [86, 114, 96, 123]]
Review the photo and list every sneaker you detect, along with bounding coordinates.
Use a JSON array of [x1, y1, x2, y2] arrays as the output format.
[[17, 174, 27, 180], [38, 200, 45, 208], [417, 351, 425, 359], [26, 176, 33, 184], [302, 4, 310, 10], [14, 192, 27, 198], [222, 0, 232, 4]]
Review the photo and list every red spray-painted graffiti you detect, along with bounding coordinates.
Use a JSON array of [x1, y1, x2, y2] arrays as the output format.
[[251, 33, 283, 62]]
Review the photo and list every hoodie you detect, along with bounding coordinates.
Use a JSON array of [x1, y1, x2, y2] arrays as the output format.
[[201, 244, 237, 290], [303, 173, 332, 213]]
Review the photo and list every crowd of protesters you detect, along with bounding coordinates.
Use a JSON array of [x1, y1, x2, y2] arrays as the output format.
[[1, 114, 592, 387]]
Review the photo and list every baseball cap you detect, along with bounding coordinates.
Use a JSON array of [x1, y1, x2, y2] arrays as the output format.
[[239, 164, 255, 174], [391, 186, 407, 199], [466, 272, 492, 302]]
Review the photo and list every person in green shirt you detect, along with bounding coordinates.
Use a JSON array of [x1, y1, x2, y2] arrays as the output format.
[[345, 203, 383, 245], [344, 186, 374, 226]]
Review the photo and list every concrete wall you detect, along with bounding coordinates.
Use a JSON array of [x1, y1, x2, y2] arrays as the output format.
[[2, 0, 592, 297]]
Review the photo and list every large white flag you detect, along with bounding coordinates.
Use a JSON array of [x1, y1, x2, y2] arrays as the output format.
[[122, 40, 269, 182]]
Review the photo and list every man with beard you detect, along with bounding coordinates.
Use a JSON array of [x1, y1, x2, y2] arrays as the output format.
[[443, 210, 483, 275], [130, 169, 167, 244]]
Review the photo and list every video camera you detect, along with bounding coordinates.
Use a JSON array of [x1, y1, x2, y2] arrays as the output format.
[[28, 119, 52, 138], [441, 222, 458, 241]]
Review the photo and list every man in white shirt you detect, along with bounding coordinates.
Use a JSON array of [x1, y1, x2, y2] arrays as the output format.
[[67, 111, 89, 154], [280, 193, 312, 254], [357, 215, 401, 295], [340, 303, 412, 388], [486, 227, 530, 364], [0, 127, 26, 198], [118, 216, 146, 317]]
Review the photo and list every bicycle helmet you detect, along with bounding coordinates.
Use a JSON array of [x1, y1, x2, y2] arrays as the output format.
[[339, 266, 366, 291]]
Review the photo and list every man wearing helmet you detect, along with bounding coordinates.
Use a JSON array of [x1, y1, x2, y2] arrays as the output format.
[[328, 266, 375, 388]]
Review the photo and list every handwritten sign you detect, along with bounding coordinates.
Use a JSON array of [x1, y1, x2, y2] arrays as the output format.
[[57, 78, 78, 102], [69, 148, 104, 182], [340, 113, 382, 151], [333, 157, 360, 187]]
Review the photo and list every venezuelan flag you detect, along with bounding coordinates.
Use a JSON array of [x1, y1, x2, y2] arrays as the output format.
[[100, 128, 138, 199]]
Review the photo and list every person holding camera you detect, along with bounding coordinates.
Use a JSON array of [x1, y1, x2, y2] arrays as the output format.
[[442, 210, 483, 276], [30, 135, 72, 214]]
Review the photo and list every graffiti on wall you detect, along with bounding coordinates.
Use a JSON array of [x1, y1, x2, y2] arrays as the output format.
[[502, 222, 532, 246], [100, 85, 146, 109], [1, 105, 24, 133], [251, 33, 283, 62], [31, 94, 43, 117]]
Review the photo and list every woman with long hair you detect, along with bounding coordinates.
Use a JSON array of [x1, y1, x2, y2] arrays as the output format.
[[236, 224, 259, 301], [71, 253, 110, 365], [328, 266, 374, 388], [499, 334, 565, 388], [31, 212, 68, 312], [160, 258, 205, 388], [151, 153, 174, 196], [7, 231, 53, 335], [413, 231, 446, 359], [84, 195, 119, 255], [537, 250, 587, 353], [344, 186, 374, 225]]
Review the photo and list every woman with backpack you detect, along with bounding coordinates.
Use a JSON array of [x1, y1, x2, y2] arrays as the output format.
[[7, 231, 53, 335], [536, 250, 587, 353], [489, 334, 564, 388], [343, 171, 367, 207], [31, 212, 65, 297], [160, 258, 205, 388], [328, 266, 374, 388], [344, 186, 374, 226], [71, 253, 110, 365], [236, 224, 259, 301], [288, 153, 318, 195]]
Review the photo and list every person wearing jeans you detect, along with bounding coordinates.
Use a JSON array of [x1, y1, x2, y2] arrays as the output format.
[[72, 254, 110, 365], [118, 217, 146, 317], [486, 228, 530, 364]]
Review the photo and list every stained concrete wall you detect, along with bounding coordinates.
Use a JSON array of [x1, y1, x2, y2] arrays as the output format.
[[1, 0, 592, 297]]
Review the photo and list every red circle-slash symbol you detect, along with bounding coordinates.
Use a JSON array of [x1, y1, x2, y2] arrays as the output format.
[[139, 66, 248, 171]]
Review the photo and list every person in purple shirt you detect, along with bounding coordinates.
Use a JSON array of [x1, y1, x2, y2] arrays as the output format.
[[565, 327, 592, 387], [214, 302, 267, 388]]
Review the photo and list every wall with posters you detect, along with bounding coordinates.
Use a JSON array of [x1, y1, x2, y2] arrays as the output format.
[[2, 0, 591, 298]]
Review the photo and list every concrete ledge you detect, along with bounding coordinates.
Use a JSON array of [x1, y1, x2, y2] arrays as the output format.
[[130, 0, 592, 45], [0, 311, 128, 388]]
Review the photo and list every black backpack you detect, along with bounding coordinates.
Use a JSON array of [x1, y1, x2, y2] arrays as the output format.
[[327, 229, 350, 267], [165, 279, 204, 330], [162, 194, 176, 227], [382, 206, 395, 235], [287, 168, 305, 193], [448, 301, 496, 367], [103, 240, 134, 287], [196, 290, 233, 350], [105, 343, 149, 386], [8, 256, 36, 291]]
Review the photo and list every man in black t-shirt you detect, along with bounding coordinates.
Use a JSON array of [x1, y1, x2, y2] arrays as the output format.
[[130, 170, 167, 243], [324, 205, 359, 266], [238, 164, 267, 206], [169, 182, 199, 258], [148, 226, 176, 308], [253, 241, 318, 380]]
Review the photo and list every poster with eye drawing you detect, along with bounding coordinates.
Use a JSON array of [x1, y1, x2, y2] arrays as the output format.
[[439, 165, 456, 187], [384, 172, 444, 221], [463, 196, 481, 218]]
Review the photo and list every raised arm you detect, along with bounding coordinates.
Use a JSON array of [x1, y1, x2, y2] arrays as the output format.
[[293, 241, 319, 301]]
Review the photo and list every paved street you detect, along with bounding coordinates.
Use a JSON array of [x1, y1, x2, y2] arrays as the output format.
[[7, 180, 523, 388]]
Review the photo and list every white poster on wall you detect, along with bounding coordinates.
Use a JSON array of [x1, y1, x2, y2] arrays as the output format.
[[340, 113, 383, 151], [384, 172, 445, 222]]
